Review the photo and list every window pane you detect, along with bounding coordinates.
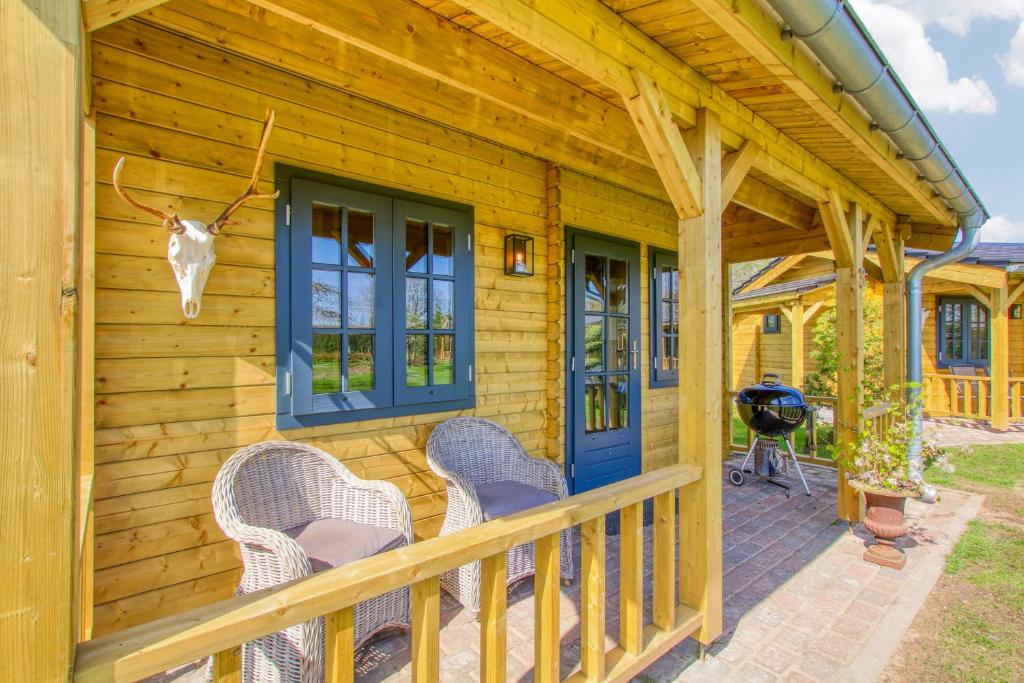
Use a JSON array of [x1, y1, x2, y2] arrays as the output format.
[[346, 273, 374, 329], [406, 219, 428, 273], [433, 224, 453, 275], [312, 333, 341, 394], [609, 258, 628, 313], [660, 266, 674, 302], [347, 334, 375, 391], [312, 204, 341, 265], [585, 315, 604, 371], [585, 255, 605, 312], [347, 209, 374, 268], [671, 302, 679, 335], [943, 303, 963, 359], [584, 376, 605, 433], [609, 317, 629, 371], [434, 334, 454, 385], [406, 335, 428, 387], [609, 375, 629, 430], [969, 304, 988, 360], [661, 301, 672, 336], [432, 280, 454, 329], [406, 277, 428, 329], [312, 269, 341, 329]]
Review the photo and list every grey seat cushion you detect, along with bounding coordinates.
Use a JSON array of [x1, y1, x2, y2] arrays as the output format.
[[475, 480, 559, 521], [284, 518, 406, 573]]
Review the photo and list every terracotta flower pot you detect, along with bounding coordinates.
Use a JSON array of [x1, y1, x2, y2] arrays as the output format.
[[852, 483, 918, 570]]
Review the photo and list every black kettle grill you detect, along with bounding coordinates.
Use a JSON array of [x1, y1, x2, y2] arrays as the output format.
[[731, 374, 812, 496]]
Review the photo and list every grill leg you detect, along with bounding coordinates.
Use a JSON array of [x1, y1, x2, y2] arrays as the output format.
[[782, 435, 811, 496], [739, 439, 758, 473]]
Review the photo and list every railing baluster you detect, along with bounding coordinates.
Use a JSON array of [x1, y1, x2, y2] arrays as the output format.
[[212, 646, 241, 683], [325, 607, 355, 683], [979, 380, 989, 418], [1012, 381, 1021, 419], [652, 491, 675, 631], [964, 379, 974, 418], [580, 516, 606, 682], [480, 553, 507, 683], [619, 501, 643, 655], [534, 533, 561, 683], [412, 577, 440, 683]]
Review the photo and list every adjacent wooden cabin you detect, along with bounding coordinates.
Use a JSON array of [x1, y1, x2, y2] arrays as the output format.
[[3, 0, 982, 680], [732, 246, 1024, 428]]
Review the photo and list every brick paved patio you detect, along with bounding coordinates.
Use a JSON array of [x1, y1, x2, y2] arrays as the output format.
[[154, 458, 980, 682]]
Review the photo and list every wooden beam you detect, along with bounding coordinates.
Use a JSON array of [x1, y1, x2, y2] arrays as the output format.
[[874, 222, 902, 283], [789, 301, 805, 389], [82, 0, 169, 31], [991, 285, 1010, 430], [738, 254, 807, 293], [624, 71, 703, 219], [1008, 280, 1024, 307], [456, 0, 899, 225], [835, 203, 864, 522], [962, 284, 994, 310], [677, 109, 723, 644], [721, 141, 760, 206], [686, 0, 957, 228], [820, 189, 855, 268], [803, 301, 826, 324], [732, 178, 816, 230], [919, 262, 1008, 289], [905, 222, 957, 251]]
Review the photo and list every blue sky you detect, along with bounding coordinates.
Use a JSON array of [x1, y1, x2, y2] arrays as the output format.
[[851, 1, 1024, 242]]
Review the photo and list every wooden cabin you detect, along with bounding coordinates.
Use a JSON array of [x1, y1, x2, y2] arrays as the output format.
[[3, 0, 983, 680], [732, 245, 1024, 428]]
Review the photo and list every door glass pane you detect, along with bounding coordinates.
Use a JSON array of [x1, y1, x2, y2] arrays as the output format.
[[434, 334, 454, 385], [433, 224, 454, 275], [406, 219, 429, 273], [312, 270, 341, 329], [609, 259, 628, 313], [609, 375, 629, 430], [584, 315, 604, 371], [944, 303, 962, 358], [660, 266, 674, 302], [969, 304, 988, 360], [432, 280, 454, 329], [585, 255, 605, 312], [661, 301, 673, 335], [347, 209, 374, 268], [670, 336, 679, 369], [347, 334, 374, 391], [609, 318, 629, 371], [584, 376, 605, 433], [406, 278, 428, 329], [312, 204, 341, 265], [312, 333, 341, 394], [346, 273, 374, 328], [671, 302, 679, 335], [406, 335, 428, 387]]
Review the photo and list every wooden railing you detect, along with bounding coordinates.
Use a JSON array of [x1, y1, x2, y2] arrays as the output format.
[[922, 372, 992, 420], [863, 401, 894, 438], [74, 464, 704, 683], [728, 391, 839, 467], [1012, 378, 1024, 421]]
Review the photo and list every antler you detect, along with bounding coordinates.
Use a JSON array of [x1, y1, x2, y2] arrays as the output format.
[[208, 110, 281, 235], [112, 158, 186, 234]]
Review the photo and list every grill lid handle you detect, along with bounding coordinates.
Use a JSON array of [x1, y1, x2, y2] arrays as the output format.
[[760, 373, 782, 387]]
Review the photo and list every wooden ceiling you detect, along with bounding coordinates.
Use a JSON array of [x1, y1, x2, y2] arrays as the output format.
[[412, 0, 956, 229]]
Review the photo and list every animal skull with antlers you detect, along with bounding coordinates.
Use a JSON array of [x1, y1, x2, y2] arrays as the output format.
[[113, 111, 279, 319]]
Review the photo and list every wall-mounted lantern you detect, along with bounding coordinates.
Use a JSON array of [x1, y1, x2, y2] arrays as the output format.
[[1012, 303, 1022, 320], [504, 233, 534, 277]]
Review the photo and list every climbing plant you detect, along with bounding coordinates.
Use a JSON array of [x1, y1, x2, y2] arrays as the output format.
[[803, 297, 886, 404]]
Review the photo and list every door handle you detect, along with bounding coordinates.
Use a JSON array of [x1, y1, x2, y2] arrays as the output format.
[[631, 339, 639, 370]]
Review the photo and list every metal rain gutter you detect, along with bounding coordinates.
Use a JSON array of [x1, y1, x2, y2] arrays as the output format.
[[762, 0, 989, 496]]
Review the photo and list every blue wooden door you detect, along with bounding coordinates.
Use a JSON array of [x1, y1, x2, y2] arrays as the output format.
[[568, 231, 642, 493]]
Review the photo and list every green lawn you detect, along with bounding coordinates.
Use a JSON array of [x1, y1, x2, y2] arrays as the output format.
[[729, 413, 835, 459], [888, 443, 1024, 681]]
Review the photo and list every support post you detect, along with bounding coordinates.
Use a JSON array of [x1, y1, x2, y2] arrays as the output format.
[[991, 284, 1010, 430], [788, 302, 805, 389], [878, 223, 906, 403], [831, 202, 865, 523], [678, 108, 723, 644], [1, 1, 82, 679]]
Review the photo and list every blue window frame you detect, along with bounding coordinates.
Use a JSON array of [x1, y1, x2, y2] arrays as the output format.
[[276, 167, 474, 428], [649, 249, 678, 388], [763, 314, 781, 334], [937, 296, 989, 368]]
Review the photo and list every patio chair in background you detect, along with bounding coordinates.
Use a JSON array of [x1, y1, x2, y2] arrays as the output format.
[[212, 441, 413, 683], [426, 417, 574, 613]]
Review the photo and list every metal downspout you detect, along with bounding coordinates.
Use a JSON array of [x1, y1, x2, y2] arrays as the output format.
[[761, 0, 990, 492]]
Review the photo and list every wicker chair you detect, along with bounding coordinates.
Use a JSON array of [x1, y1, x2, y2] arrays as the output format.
[[212, 441, 413, 683], [426, 417, 573, 613]]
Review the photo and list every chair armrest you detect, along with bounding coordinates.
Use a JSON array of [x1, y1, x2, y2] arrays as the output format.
[[231, 524, 313, 588], [438, 470, 485, 531], [506, 455, 569, 499], [331, 477, 415, 545]]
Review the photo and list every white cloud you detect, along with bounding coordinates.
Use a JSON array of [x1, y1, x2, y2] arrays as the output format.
[[981, 215, 1024, 242], [999, 24, 1024, 86], [855, 2, 997, 113]]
